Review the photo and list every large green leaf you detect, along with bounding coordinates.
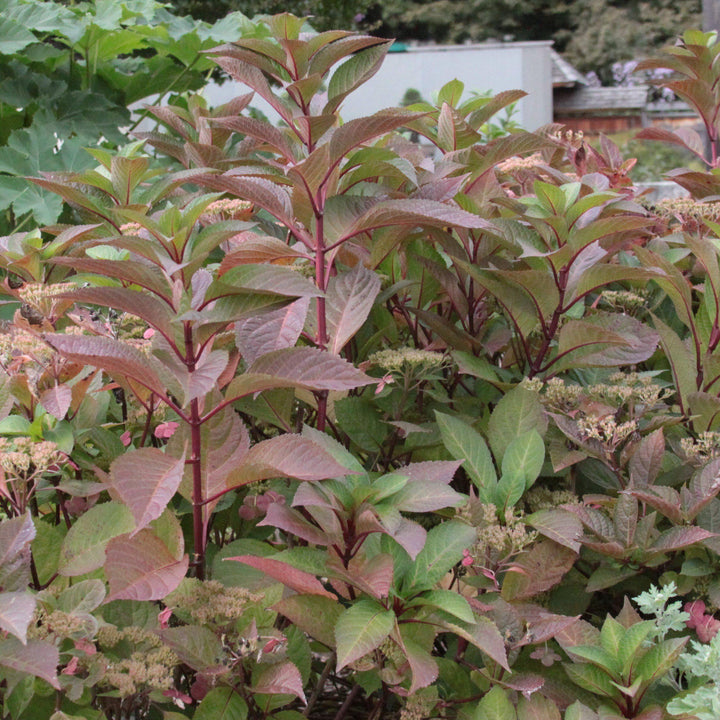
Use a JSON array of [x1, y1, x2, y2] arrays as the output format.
[[487, 386, 546, 462], [501, 429, 545, 489], [435, 411, 496, 500], [472, 685, 516, 720], [194, 688, 248, 720], [406, 521, 477, 590], [58, 501, 135, 576], [335, 598, 394, 670]]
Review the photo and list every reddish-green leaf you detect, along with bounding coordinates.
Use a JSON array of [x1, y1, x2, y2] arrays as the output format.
[[44, 334, 165, 397], [39, 384, 72, 421], [59, 502, 135, 576], [235, 297, 309, 366], [0, 637, 60, 689], [105, 529, 188, 602], [248, 347, 374, 391], [274, 594, 343, 648], [252, 661, 306, 703], [108, 448, 185, 534], [325, 264, 381, 354], [650, 526, 716, 553], [0, 591, 36, 644], [526, 509, 582, 552], [226, 433, 351, 487], [229, 555, 335, 598]]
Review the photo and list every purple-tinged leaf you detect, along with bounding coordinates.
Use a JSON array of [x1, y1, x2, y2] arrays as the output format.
[[44, 334, 165, 397], [0, 591, 36, 644], [526, 509, 583, 553], [50, 257, 172, 300], [228, 555, 336, 598], [252, 661, 306, 703], [327, 553, 394, 600], [635, 126, 705, 157], [501, 540, 576, 601], [629, 487, 682, 524], [553, 313, 659, 371], [195, 174, 298, 233], [439, 616, 510, 671], [335, 598, 395, 670], [402, 460, 462, 485], [248, 347, 374, 391], [211, 116, 296, 160], [259, 504, 328, 546], [398, 631, 439, 693], [209, 264, 321, 301], [379, 512, 427, 560], [327, 109, 425, 168], [39, 384, 72, 421], [650, 526, 716, 554], [108, 448, 185, 534], [0, 637, 60, 689], [274, 595, 342, 649], [105, 530, 188, 602], [393, 480, 466, 512], [516, 691, 558, 718], [63, 286, 176, 339], [0, 514, 35, 592], [226, 433, 351, 487], [235, 297, 309, 366], [686, 457, 720, 519], [187, 350, 229, 402], [325, 264, 381, 354], [344, 198, 496, 240], [628, 429, 665, 488], [219, 234, 307, 270]]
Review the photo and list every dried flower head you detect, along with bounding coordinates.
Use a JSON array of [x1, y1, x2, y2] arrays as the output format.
[[368, 347, 445, 374]]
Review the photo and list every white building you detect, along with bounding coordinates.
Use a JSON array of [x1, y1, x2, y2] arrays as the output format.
[[201, 40, 554, 130]]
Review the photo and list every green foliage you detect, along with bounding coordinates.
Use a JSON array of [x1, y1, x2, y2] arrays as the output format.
[[4, 13, 720, 720]]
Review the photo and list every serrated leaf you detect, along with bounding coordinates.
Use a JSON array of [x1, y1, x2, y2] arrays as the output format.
[[526, 509, 582, 552], [650, 525, 715, 553], [108, 448, 185, 534], [409, 590, 475, 623], [325, 41, 391, 113], [247, 347, 373, 391], [435, 411, 496, 499], [407, 521, 477, 590], [0, 514, 35, 592], [225, 433, 351, 487], [0, 637, 59, 689], [487, 387, 546, 461], [59, 502, 135, 576], [39, 385, 72, 421], [335, 598, 394, 670], [274, 595, 343, 649], [104, 530, 188, 602], [326, 264, 381, 354], [501, 429, 545, 489], [194, 687, 248, 720], [235, 297, 309, 366], [44, 333, 166, 397], [473, 685, 516, 720], [228, 555, 336, 598], [0, 592, 36, 644], [160, 625, 224, 672], [253, 661, 306, 703]]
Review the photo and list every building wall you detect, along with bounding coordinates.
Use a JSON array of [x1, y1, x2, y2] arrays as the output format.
[[201, 41, 554, 130]]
